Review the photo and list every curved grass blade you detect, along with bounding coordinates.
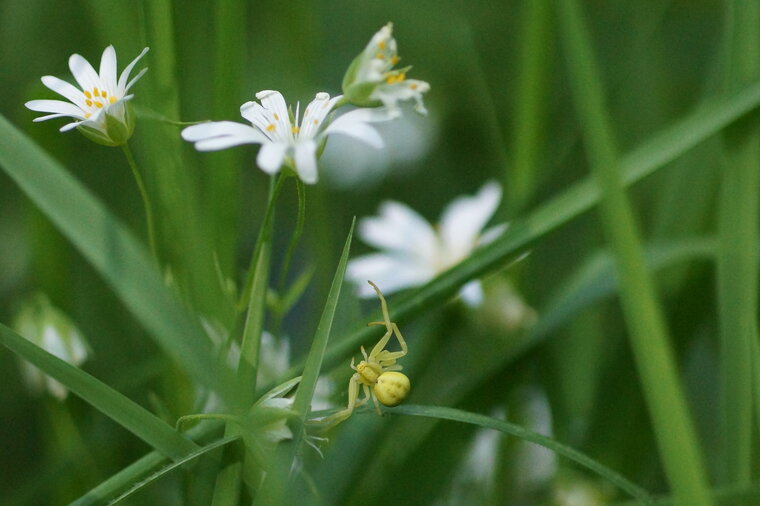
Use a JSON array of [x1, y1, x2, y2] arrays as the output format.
[[0, 114, 234, 402], [108, 435, 239, 505], [389, 404, 653, 504], [0, 323, 198, 460]]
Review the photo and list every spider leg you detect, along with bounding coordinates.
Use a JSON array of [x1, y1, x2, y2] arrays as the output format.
[[356, 380, 372, 407], [367, 280, 392, 329], [367, 384, 383, 416], [368, 328, 394, 360], [374, 323, 408, 361], [316, 373, 360, 430]]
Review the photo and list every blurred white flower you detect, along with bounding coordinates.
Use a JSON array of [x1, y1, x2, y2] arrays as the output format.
[[13, 294, 89, 400], [321, 111, 434, 189], [25, 45, 148, 146], [343, 23, 430, 114], [182, 90, 397, 184], [552, 474, 614, 506], [347, 181, 505, 306]]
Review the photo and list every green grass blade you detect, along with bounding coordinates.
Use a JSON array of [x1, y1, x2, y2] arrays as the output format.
[[0, 114, 234, 403], [717, 0, 760, 486], [292, 218, 355, 420], [257, 218, 355, 504], [510, 0, 552, 211], [108, 435, 239, 505], [0, 323, 197, 460], [389, 404, 653, 504], [556, 1, 713, 505]]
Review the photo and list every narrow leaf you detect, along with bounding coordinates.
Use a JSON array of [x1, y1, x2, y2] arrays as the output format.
[[0, 323, 197, 460]]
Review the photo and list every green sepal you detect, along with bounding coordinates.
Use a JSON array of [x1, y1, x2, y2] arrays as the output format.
[[76, 103, 135, 147]]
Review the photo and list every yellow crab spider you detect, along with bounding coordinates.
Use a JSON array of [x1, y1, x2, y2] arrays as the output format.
[[321, 280, 410, 428]]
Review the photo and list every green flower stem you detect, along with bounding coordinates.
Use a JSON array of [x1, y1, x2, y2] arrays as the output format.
[[121, 142, 159, 262], [239, 175, 288, 310], [717, 0, 760, 487], [278, 178, 306, 296], [555, 1, 713, 505], [271, 178, 307, 338]]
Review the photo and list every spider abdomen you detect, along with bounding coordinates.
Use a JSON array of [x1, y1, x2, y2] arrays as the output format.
[[374, 371, 411, 406]]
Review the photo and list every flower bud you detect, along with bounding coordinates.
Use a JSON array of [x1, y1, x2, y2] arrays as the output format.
[[13, 294, 89, 400]]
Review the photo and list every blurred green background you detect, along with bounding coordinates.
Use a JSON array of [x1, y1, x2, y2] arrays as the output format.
[[0, 0, 753, 504]]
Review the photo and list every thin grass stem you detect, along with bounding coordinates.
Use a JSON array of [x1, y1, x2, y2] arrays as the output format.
[[121, 142, 159, 262]]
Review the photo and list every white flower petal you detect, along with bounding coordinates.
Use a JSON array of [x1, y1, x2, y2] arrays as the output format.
[[347, 253, 434, 297], [459, 281, 484, 307], [117, 47, 149, 92], [125, 67, 148, 93], [298, 92, 339, 139], [359, 200, 438, 261], [294, 140, 318, 184], [325, 121, 384, 148], [480, 223, 508, 246], [41, 75, 86, 108], [182, 121, 264, 141], [60, 121, 82, 132], [25, 99, 84, 118], [68, 53, 100, 91], [440, 181, 502, 264], [99, 45, 117, 92], [32, 113, 76, 122], [182, 122, 266, 151], [257, 142, 288, 174], [331, 107, 400, 125]]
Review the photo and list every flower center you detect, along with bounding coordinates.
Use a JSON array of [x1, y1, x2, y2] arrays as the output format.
[[82, 87, 116, 118]]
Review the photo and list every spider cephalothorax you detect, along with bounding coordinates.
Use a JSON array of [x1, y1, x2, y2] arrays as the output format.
[[320, 281, 410, 428]]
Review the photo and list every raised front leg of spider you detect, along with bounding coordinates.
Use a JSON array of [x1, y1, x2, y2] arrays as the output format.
[[320, 281, 410, 429]]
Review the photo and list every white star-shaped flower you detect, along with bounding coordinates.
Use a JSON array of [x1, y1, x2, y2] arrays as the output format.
[[182, 90, 397, 184], [25, 45, 149, 146], [347, 181, 505, 306], [343, 23, 430, 115]]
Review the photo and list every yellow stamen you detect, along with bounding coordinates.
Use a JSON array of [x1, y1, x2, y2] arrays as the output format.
[[376, 53, 385, 60], [109, 96, 117, 104], [266, 123, 276, 132], [390, 55, 400, 65], [94, 101, 103, 108], [409, 83, 418, 90], [84, 113, 92, 119], [273, 113, 280, 120], [86, 99, 93, 107], [101, 90, 108, 98], [93, 87, 100, 97], [386, 73, 406, 85], [313, 119, 318, 125], [378, 40, 386, 50], [291, 126, 300, 134], [84, 90, 92, 99]]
